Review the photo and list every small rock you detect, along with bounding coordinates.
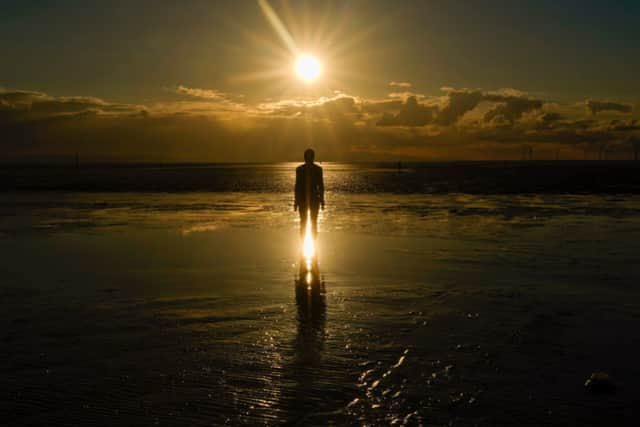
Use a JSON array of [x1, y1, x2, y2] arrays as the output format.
[[584, 372, 616, 393]]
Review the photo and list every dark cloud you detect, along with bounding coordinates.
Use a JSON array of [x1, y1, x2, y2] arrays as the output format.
[[0, 90, 141, 124], [360, 99, 403, 114], [264, 96, 359, 121], [606, 119, 640, 132], [376, 96, 437, 126], [31, 98, 107, 115], [541, 112, 564, 122], [374, 89, 544, 128], [484, 97, 543, 124], [435, 89, 484, 125], [0, 90, 48, 107], [528, 113, 558, 131], [313, 96, 358, 115], [586, 100, 633, 115]]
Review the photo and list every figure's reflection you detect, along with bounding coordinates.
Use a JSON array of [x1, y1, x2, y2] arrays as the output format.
[[286, 256, 326, 419], [281, 249, 329, 423], [295, 256, 326, 352]]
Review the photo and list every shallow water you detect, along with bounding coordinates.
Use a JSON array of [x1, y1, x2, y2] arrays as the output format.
[[2, 166, 640, 425]]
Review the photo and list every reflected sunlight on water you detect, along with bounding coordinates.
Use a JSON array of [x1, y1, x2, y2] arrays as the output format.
[[5, 190, 640, 239], [302, 212, 315, 261], [302, 212, 316, 288]]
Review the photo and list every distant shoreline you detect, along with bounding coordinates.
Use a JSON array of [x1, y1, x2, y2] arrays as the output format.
[[2, 161, 640, 194], [1, 160, 639, 167]]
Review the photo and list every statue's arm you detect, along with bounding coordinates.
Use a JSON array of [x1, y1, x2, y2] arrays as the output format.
[[293, 168, 300, 210], [319, 167, 325, 208]]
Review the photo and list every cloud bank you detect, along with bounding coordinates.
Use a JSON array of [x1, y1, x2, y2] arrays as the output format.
[[586, 100, 633, 115], [1, 85, 638, 162]]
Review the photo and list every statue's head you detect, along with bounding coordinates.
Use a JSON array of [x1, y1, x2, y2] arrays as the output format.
[[304, 148, 315, 164]]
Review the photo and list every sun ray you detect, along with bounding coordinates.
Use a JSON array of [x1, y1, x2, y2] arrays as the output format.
[[229, 68, 290, 84], [281, 0, 303, 46], [258, 0, 298, 55], [312, 2, 334, 47]]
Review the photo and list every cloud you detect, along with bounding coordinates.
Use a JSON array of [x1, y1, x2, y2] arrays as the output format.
[[387, 91, 420, 101], [586, 100, 633, 115], [377, 96, 437, 126], [166, 85, 248, 114], [0, 90, 48, 107], [360, 99, 403, 114], [531, 112, 564, 130], [430, 89, 482, 125], [490, 88, 528, 98], [605, 119, 640, 132], [1, 86, 639, 162], [389, 81, 412, 88], [0, 90, 145, 125], [374, 88, 546, 128], [256, 94, 361, 126], [173, 85, 227, 100], [484, 97, 543, 125]]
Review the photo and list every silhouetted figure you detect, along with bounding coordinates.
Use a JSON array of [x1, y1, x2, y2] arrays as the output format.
[[294, 149, 325, 239]]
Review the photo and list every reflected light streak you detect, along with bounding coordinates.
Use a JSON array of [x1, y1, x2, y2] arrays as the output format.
[[305, 271, 312, 288], [302, 211, 316, 289], [302, 212, 315, 261]]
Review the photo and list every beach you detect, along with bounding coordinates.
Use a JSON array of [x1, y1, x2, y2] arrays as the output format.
[[2, 164, 640, 425], [3, 0, 640, 423]]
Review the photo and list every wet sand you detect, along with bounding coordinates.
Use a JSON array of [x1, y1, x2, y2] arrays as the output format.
[[2, 191, 640, 425]]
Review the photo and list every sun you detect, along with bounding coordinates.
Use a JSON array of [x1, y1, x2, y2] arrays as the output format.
[[294, 55, 321, 82]]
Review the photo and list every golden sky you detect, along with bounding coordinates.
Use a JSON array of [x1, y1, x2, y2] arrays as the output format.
[[1, 0, 639, 161]]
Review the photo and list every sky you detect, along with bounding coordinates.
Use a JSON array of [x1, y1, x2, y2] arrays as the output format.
[[1, 0, 639, 162]]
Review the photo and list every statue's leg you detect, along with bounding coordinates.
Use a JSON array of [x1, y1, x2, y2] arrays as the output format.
[[310, 207, 319, 239], [299, 207, 308, 239]]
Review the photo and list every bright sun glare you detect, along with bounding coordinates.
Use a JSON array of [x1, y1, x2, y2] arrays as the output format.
[[295, 55, 321, 82]]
